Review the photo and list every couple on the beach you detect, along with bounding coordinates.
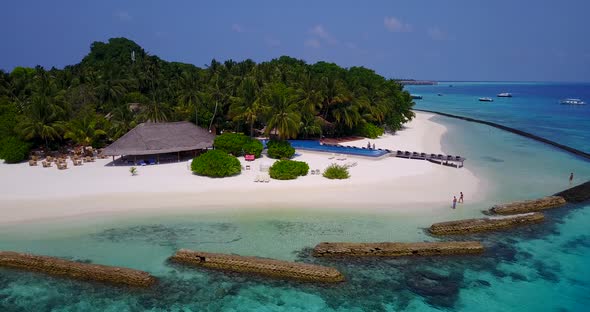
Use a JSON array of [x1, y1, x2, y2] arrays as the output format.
[[452, 192, 464, 209]]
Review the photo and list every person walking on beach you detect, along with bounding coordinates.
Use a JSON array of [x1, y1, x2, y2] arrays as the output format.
[[452, 196, 457, 209], [459, 192, 464, 203], [569, 172, 574, 185]]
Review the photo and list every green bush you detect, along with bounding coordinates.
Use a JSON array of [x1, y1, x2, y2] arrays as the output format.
[[269, 159, 309, 180], [191, 150, 241, 177], [357, 123, 384, 139], [243, 140, 263, 158], [214, 133, 262, 157], [213, 133, 250, 155], [267, 140, 295, 159], [322, 163, 350, 179], [0, 136, 31, 164]]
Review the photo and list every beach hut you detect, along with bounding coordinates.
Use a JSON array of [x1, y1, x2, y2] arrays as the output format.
[[103, 121, 215, 165]]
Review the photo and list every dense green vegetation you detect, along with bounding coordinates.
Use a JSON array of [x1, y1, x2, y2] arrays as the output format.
[[322, 163, 350, 179], [0, 137, 31, 163], [266, 140, 295, 159], [269, 159, 309, 180], [0, 37, 414, 162], [357, 123, 384, 139], [190, 150, 241, 177], [213, 133, 263, 157]]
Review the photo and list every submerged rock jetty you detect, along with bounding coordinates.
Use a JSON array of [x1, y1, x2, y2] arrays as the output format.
[[312, 242, 484, 257], [0, 251, 156, 287], [489, 196, 566, 215], [429, 213, 544, 235], [555, 181, 590, 203], [170, 249, 345, 283]]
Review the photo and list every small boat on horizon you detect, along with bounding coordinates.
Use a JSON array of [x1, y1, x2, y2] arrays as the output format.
[[411, 94, 423, 99], [497, 92, 512, 97], [560, 98, 586, 105], [437, 93, 443, 96], [479, 97, 493, 102]]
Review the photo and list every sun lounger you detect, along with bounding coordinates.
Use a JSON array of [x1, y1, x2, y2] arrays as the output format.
[[254, 175, 260, 182], [328, 154, 335, 159], [148, 159, 156, 165], [311, 170, 315, 175], [28, 160, 37, 166], [264, 175, 270, 183]]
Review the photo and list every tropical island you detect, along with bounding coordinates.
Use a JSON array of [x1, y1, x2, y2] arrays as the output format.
[[0, 37, 479, 224]]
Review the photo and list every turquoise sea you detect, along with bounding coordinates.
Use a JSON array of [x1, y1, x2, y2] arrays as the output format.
[[1, 82, 590, 311]]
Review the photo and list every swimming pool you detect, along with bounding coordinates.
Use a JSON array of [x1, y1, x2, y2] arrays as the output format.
[[262, 140, 389, 157]]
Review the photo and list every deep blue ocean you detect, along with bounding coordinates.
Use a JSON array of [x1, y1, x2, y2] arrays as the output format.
[[407, 82, 590, 154], [0, 82, 589, 311]]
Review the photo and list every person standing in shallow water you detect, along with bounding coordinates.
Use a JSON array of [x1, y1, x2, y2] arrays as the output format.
[[569, 172, 574, 185], [459, 192, 464, 203], [452, 196, 457, 209]]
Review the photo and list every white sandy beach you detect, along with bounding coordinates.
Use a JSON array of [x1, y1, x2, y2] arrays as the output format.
[[0, 112, 483, 224]]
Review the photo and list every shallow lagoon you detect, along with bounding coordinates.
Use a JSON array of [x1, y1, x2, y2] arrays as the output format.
[[1, 113, 590, 311]]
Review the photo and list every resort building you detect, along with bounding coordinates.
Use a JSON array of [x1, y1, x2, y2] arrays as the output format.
[[103, 121, 215, 164]]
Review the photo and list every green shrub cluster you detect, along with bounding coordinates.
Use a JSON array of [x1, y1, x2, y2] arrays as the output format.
[[322, 163, 350, 179], [214, 133, 263, 157], [357, 123, 384, 139], [266, 140, 295, 159], [243, 140, 263, 158], [0, 137, 31, 164], [191, 150, 241, 177], [269, 159, 309, 180]]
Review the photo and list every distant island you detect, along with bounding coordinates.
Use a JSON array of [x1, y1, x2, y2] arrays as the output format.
[[396, 80, 438, 85]]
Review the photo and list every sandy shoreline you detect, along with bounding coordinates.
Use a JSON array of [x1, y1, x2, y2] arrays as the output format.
[[0, 112, 484, 224]]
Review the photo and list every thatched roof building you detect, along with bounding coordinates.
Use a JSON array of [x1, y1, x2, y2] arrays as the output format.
[[103, 122, 215, 156]]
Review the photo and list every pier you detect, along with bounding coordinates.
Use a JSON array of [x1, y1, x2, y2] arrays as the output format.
[[429, 213, 544, 235], [0, 251, 156, 287], [312, 241, 484, 257], [389, 150, 465, 168], [170, 249, 345, 283]]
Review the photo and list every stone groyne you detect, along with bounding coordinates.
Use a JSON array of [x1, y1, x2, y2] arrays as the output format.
[[413, 109, 590, 161], [312, 242, 484, 257], [170, 249, 345, 283], [555, 181, 590, 203], [489, 196, 566, 215], [429, 213, 544, 235], [0, 251, 156, 287]]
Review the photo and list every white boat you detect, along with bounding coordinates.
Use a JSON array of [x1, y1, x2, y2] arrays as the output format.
[[560, 98, 586, 105], [497, 92, 512, 97], [479, 97, 493, 102]]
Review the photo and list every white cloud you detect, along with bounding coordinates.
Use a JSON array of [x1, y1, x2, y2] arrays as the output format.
[[384, 17, 411, 32], [304, 39, 321, 48], [232, 23, 245, 33], [114, 10, 132, 22], [309, 24, 337, 44], [428, 27, 448, 41]]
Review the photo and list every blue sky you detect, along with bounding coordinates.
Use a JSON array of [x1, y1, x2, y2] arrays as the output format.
[[1, 0, 589, 81]]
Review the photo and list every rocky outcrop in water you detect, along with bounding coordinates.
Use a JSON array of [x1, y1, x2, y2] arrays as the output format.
[[0, 251, 156, 287], [555, 181, 590, 203], [170, 249, 345, 283], [429, 213, 544, 235], [490, 196, 566, 215], [312, 242, 484, 257]]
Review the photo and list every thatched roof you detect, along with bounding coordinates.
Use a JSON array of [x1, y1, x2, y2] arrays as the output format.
[[103, 122, 215, 156]]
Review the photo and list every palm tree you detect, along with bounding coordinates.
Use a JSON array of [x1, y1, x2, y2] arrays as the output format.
[[177, 70, 202, 125], [263, 83, 300, 140], [63, 112, 107, 147], [19, 69, 67, 147], [229, 77, 265, 137]]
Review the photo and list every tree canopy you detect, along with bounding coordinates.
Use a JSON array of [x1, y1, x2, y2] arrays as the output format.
[[0, 37, 415, 157]]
